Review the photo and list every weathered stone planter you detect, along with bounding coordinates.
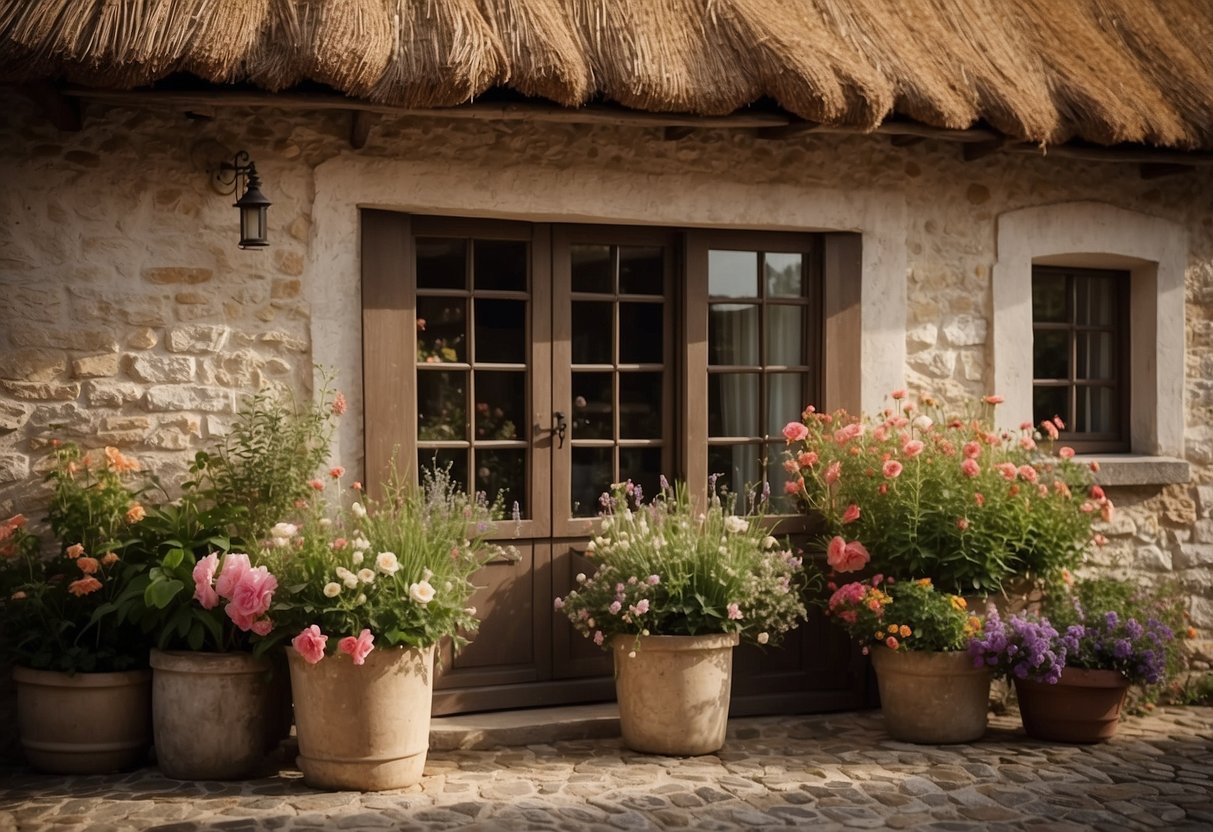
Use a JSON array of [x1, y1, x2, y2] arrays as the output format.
[[287, 644, 435, 791], [1014, 667, 1131, 743], [869, 647, 993, 744], [612, 633, 739, 756], [13, 666, 151, 774]]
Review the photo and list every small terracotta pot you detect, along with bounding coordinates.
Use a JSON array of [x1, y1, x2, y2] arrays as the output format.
[[869, 647, 993, 744], [1014, 667, 1131, 743]]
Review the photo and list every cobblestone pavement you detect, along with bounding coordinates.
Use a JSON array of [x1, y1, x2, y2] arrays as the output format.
[[2, 707, 1212, 831]]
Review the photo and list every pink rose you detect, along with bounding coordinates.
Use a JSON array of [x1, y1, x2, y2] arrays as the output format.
[[1059, 446, 1075, 459], [338, 629, 375, 666], [825, 461, 842, 485], [215, 553, 252, 600], [727, 603, 743, 620], [782, 421, 809, 443], [250, 618, 273, 637], [192, 552, 220, 610], [827, 536, 870, 573], [960, 458, 980, 478], [833, 423, 864, 444], [841, 504, 861, 524], [902, 439, 924, 458], [1017, 465, 1038, 483], [882, 460, 903, 479], [292, 625, 328, 664], [995, 462, 1018, 481], [963, 441, 981, 459], [225, 566, 278, 631], [797, 452, 818, 467]]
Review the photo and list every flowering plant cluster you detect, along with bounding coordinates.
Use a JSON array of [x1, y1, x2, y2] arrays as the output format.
[[555, 479, 816, 649], [784, 392, 1105, 594], [262, 464, 507, 666], [825, 576, 979, 653], [968, 607, 1067, 684], [0, 444, 156, 673]]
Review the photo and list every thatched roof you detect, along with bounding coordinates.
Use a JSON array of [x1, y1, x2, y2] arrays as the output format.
[[2, 0, 1213, 149]]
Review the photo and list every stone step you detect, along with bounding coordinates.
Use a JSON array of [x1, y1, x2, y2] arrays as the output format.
[[429, 702, 621, 751]]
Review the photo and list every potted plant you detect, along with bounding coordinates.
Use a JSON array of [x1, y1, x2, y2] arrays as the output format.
[[262, 463, 504, 791], [0, 443, 156, 774], [824, 574, 990, 743], [555, 479, 816, 756], [783, 393, 1104, 596], [969, 595, 1175, 743]]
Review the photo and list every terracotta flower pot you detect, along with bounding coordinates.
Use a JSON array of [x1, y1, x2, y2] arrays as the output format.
[[869, 647, 993, 744], [612, 633, 739, 756], [1014, 667, 1131, 743], [13, 666, 151, 774], [287, 644, 435, 791]]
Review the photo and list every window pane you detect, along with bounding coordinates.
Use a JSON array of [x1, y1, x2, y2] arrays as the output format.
[[572, 372, 613, 439], [619, 303, 663, 364], [1032, 273, 1067, 323], [767, 373, 805, 439], [766, 305, 805, 366], [572, 301, 613, 365], [474, 299, 526, 364], [473, 240, 527, 291], [473, 371, 524, 441], [765, 253, 804, 298], [1077, 331, 1116, 380], [416, 238, 466, 290], [418, 448, 467, 493], [571, 244, 613, 294], [707, 444, 761, 502], [475, 449, 526, 517], [766, 442, 800, 514], [417, 297, 466, 364], [572, 446, 613, 517], [619, 246, 664, 296], [1033, 386, 1069, 431], [1077, 386, 1119, 435], [709, 304, 759, 365], [1075, 275, 1116, 326], [709, 373, 759, 437], [620, 372, 662, 439], [417, 371, 467, 441], [709, 250, 758, 298], [1033, 330, 1069, 380], [619, 447, 663, 505]]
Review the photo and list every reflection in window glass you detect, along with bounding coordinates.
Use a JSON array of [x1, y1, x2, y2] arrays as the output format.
[[619, 246, 664, 295], [571, 245, 613, 294], [709, 304, 760, 366], [764, 253, 803, 298], [709, 250, 758, 297], [709, 374, 760, 437]]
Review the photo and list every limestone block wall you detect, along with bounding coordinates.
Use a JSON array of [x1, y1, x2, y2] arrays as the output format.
[[1, 89, 1212, 673]]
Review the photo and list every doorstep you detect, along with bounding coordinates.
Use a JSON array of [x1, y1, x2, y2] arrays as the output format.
[[428, 702, 621, 751]]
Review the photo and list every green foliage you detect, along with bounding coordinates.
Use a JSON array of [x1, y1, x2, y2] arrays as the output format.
[[824, 576, 979, 652], [557, 481, 819, 648]]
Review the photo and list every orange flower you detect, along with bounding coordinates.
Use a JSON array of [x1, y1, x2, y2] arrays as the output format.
[[125, 503, 146, 524], [1187, 627, 1199, 639], [68, 576, 102, 597], [899, 625, 912, 638], [101, 552, 119, 566], [104, 446, 141, 473], [66, 543, 85, 558], [888, 624, 899, 635], [76, 556, 100, 575]]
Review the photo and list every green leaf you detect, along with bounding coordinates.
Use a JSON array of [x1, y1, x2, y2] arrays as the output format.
[[198, 611, 223, 647], [146, 577, 184, 609], [186, 623, 205, 651], [162, 547, 185, 570], [208, 536, 231, 552]]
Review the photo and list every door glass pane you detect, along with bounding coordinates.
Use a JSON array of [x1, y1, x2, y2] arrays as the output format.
[[619, 447, 662, 504], [767, 373, 804, 439], [572, 447, 613, 517], [572, 372, 613, 439], [418, 371, 467, 441], [707, 444, 761, 501], [619, 372, 662, 439], [766, 305, 804, 366], [474, 299, 526, 364], [765, 253, 803, 298], [709, 250, 758, 298], [473, 240, 527, 292], [1075, 276, 1115, 326], [417, 297, 465, 364], [709, 304, 759, 365], [1033, 331, 1069, 380], [475, 449, 526, 516], [1077, 386, 1118, 434], [418, 448, 467, 493], [1033, 386, 1069, 430], [571, 245, 613, 294], [1032, 273, 1067, 322], [416, 238, 466, 290], [1077, 331, 1116, 380], [619, 246, 664, 295], [474, 372, 524, 441], [767, 441, 800, 514], [572, 301, 613, 365], [619, 303, 662, 364], [709, 373, 759, 437]]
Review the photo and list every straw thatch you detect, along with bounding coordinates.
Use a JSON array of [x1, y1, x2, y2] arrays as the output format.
[[2, 0, 1212, 148]]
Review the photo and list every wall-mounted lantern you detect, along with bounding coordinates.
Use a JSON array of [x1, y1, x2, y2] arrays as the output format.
[[213, 150, 271, 249]]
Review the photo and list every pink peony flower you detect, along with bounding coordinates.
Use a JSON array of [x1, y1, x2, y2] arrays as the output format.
[[902, 439, 924, 458], [1017, 465, 1038, 483], [225, 566, 278, 631], [633, 599, 650, 615], [960, 458, 980, 478], [825, 461, 842, 485], [1059, 446, 1075, 459], [995, 462, 1018, 481], [963, 441, 981, 459], [834, 422, 864, 444], [797, 451, 818, 467], [330, 466, 345, 479], [841, 503, 861, 524], [215, 553, 252, 600], [338, 629, 376, 666], [782, 421, 809, 443], [192, 552, 220, 610], [882, 460, 903, 479], [827, 536, 870, 573], [1040, 420, 1060, 441], [1020, 436, 1037, 451], [727, 603, 743, 620], [293, 625, 328, 664], [784, 478, 804, 495]]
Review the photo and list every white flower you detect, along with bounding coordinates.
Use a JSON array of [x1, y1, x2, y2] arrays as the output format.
[[763, 536, 778, 549], [376, 551, 400, 574], [409, 580, 436, 605], [422, 568, 433, 581], [724, 516, 749, 534], [913, 415, 934, 432], [352, 551, 364, 564], [464, 606, 477, 616], [357, 568, 376, 584], [351, 502, 367, 519], [319, 518, 332, 528], [355, 593, 366, 605], [270, 522, 297, 540], [757, 632, 770, 645], [323, 582, 342, 598], [576, 573, 587, 584], [586, 540, 596, 553], [336, 566, 359, 589], [352, 535, 371, 552]]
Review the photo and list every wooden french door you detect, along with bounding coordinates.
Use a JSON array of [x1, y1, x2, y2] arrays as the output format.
[[362, 211, 868, 716]]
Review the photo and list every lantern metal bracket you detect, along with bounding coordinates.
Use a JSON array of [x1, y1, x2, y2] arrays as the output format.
[[211, 150, 255, 197]]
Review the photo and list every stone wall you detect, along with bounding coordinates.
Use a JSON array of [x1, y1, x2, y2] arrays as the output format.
[[1, 89, 1212, 673]]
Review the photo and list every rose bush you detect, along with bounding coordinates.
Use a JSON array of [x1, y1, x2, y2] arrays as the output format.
[[825, 576, 980, 654]]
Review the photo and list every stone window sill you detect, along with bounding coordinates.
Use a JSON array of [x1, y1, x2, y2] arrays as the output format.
[[1081, 455, 1190, 487]]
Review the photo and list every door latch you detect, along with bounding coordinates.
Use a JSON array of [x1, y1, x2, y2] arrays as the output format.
[[553, 411, 567, 448]]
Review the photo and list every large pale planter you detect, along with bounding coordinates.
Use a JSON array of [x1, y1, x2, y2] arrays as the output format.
[[612, 633, 739, 756], [869, 647, 993, 744], [13, 666, 151, 774], [1014, 667, 1131, 743], [287, 644, 435, 791], [150, 649, 282, 780]]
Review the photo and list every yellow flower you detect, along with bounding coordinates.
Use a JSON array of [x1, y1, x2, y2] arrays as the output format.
[[916, 578, 932, 587], [887, 624, 899, 635], [949, 595, 968, 611]]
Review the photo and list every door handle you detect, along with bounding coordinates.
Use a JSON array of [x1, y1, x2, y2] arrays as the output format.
[[553, 411, 567, 448]]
